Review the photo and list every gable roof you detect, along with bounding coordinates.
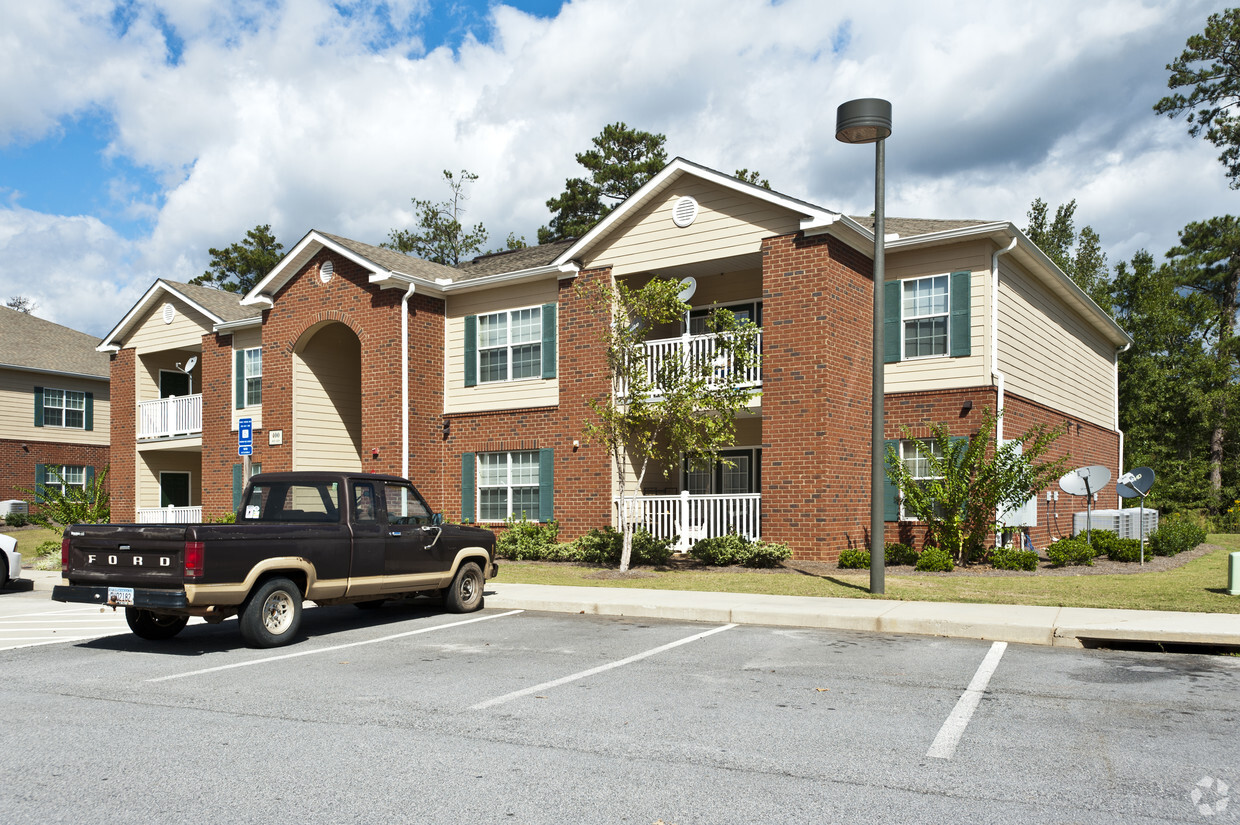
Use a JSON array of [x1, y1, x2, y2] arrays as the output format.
[[99, 279, 262, 351], [0, 307, 109, 379], [453, 240, 575, 281], [850, 216, 994, 237]]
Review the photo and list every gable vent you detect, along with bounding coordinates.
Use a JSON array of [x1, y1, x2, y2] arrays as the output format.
[[672, 196, 698, 228], [319, 259, 334, 283], [162, 303, 176, 324]]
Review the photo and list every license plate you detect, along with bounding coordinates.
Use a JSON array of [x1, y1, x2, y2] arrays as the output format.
[[107, 587, 134, 606]]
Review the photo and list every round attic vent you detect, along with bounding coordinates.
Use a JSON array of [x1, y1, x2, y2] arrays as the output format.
[[672, 196, 698, 228], [319, 259, 334, 283], [162, 303, 176, 324]]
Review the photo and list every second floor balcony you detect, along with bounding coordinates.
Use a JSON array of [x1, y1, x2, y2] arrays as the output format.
[[619, 331, 762, 399], [138, 394, 202, 440]]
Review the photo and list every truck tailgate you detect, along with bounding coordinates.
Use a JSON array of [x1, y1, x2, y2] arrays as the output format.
[[64, 525, 187, 588]]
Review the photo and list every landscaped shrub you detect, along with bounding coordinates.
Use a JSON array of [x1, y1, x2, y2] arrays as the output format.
[[690, 533, 791, 568], [1083, 529, 1121, 557], [1148, 515, 1207, 557], [914, 547, 954, 572], [990, 546, 1039, 571], [571, 527, 673, 566], [1106, 538, 1144, 562], [495, 517, 560, 560], [885, 542, 918, 566], [838, 549, 869, 569], [1046, 537, 1094, 567], [4, 512, 30, 528]]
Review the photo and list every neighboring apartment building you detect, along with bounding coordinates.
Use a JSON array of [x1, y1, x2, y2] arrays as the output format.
[[0, 307, 110, 509], [99, 159, 1130, 561]]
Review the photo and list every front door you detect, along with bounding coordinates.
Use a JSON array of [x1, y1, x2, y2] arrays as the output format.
[[160, 370, 191, 398]]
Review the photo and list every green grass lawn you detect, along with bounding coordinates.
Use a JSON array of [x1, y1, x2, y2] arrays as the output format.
[[0, 526, 63, 570], [494, 534, 1240, 614]]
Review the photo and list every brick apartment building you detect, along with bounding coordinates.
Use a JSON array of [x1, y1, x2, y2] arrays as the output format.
[[0, 307, 110, 512], [98, 159, 1131, 561]]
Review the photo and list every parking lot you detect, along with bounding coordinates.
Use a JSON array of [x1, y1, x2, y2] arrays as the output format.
[[2, 587, 1238, 824]]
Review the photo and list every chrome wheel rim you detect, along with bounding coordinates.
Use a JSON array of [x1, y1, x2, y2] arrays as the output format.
[[262, 591, 295, 634], [459, 573, 477, 603]]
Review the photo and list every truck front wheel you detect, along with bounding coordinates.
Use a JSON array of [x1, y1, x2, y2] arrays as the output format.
[[239, 577, 303, 648], [445, 562, 484, 613], [125, 608, 189, 640]]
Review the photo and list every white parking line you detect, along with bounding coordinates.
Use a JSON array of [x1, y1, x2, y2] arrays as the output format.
[[927, 641, 1008, 760], [147, 609, 524, 682], [472, 623, 738, 710]]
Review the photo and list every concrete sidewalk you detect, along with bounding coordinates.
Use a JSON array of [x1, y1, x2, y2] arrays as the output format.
[[12, 568, 1240, 649]]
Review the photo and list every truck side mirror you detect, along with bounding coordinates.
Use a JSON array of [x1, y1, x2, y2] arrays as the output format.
[[431, 512, 443, 526]]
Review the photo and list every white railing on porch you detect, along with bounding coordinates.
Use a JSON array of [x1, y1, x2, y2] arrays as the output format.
[[619, 332, 762, 397], [137, 506, 203, 524], [616, 492, 761, 552], [138, 394, 202, 439]]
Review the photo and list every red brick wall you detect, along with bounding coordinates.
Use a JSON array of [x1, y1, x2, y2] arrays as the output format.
[[109, 348, 136, 522], [201, 328, 238, 519], [883, 386, 1121, 550], [0, 439, 110, 513], [760, 232, 875, 561]]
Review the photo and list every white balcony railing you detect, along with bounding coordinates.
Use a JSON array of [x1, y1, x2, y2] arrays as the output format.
[[620, 332, 762, 397], [616, 492, 761, 553], [137, 506, 203, 524], [138, 394, 202, 439]]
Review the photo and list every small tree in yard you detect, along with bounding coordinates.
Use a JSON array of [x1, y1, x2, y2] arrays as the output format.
[[23, 466, 111, 532], [583, 277, 761, 572], [885, 409, 1066, 564]]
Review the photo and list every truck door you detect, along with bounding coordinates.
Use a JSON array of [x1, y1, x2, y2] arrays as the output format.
[[347, 480, 385, 584], [380, 482, 444, 582]]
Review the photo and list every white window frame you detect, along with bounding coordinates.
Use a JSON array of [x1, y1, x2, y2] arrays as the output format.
[[476, 306, 542, 384], [43, 388, 86, 429], [242, 347, 262, 407], [682, 447, 761, 495], [43, 465, 86, 496], [477, 451, 541, 521], [898, 439, 942, 521], [901, 275, 949, 360]]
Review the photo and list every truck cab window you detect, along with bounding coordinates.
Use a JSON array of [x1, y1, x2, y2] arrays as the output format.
[[385, 483, 432, 525]]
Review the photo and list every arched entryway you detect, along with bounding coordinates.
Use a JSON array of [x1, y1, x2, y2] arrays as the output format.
[[292, 322, 362, 471]]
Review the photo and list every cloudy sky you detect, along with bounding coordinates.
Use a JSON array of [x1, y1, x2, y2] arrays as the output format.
[[0, 0, 1232, 337]]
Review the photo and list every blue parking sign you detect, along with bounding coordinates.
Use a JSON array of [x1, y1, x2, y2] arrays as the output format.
[[239, 417, 253, 456]]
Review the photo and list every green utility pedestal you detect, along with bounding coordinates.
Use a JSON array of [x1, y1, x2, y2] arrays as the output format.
[[1230, 552, 1240, 596]]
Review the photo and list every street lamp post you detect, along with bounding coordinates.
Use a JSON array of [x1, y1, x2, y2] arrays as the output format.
[[836, 98, 892, 596]]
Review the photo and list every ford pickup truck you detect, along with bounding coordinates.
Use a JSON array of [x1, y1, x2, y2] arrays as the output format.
[[51, 472, 497, 648]]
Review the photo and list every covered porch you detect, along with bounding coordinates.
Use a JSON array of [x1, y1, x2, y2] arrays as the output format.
[[617, 491, 760, 552]]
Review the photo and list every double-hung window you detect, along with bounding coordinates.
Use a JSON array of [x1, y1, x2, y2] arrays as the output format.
[[41, 388, 86, 428], [236, 347, 262, 408], [479, 308, 541, 383], [478, 451, 540, 521], [41, 465, 86, 496], [902, 275, 949, 358], [898, 439, 943, 521]]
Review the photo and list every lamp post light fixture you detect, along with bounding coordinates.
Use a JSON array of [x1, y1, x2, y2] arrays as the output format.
[[836, 97, 892, 596]]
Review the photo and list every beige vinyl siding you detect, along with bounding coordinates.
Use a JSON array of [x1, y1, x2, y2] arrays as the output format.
[[997, 259, 1116, 428], [125, 296, 214, 353], [0, 367, 110, 445], [583, 180, 802, 277], [445, 279, 559, 414], [231, 328, 263, 430], [629, 269, 763, 339], [138, 452, 201, 509], [137, 350, 201, 402], [883, 242, 990, 393], [293, 324, 361, 472], [621, 416, 763, 497]]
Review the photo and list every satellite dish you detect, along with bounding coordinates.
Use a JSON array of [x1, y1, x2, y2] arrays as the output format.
[[1059, 465, 1112, 497], [676, 277, 697, 302], [182, 356, 198, 374], [1117, 466, 1155, 499]]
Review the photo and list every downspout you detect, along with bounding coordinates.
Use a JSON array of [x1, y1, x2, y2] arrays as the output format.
[[402, 283, 417, 481], [991, 237, 1018, 446], [1115, 341, 1131, 502]]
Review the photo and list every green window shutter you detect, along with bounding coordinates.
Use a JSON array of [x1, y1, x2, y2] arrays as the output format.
[[538, 448, 554, 522], [883, 440, 899, 522], [464, 315, 478, 388], [461, 453, 476, 522], [541, 303, 557, 379], [883, 281, 901, 363], [950, 270, 971, 357], [235, 350, 245, 409], [232, 464, 243, 511], [34, 464, 46, 504], [84, 392, 94, 431], [34, 386, 44, 427], [85, 466, 95, 485]]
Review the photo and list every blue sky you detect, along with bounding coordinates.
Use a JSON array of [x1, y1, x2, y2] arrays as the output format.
[[0, 0, 1233, 336]]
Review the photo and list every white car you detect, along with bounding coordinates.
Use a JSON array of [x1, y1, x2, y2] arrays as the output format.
[[0, 533, 22, 588]]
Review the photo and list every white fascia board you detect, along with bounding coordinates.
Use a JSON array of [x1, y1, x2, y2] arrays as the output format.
[[242, 229, 320, 305], [437, 264, 568, 295], [213, 317, 263, 334], [802, 214, 875, 254], [0, 363, 109, 382], [368, 270, 445, 294], [97, 280, 225, 351]]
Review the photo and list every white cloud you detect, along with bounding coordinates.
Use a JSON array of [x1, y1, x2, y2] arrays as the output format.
[[0, 0, 1234, 338]]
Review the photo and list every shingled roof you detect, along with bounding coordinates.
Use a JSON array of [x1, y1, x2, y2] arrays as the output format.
[[318, 232, 461, 282], [849, 216, 995, 237], [453, 240, 576, 281], [0, 307, 109, 379], [157, 280, 264, 324]]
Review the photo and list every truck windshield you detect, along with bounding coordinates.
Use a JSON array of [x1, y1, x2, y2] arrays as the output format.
[[240, 482, 341, 523]]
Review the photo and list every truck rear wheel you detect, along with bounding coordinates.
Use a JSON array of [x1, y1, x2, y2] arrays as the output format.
[[125, 608, 189, 640], [239, 577, 303, 648], [445, 562, 484, 613]]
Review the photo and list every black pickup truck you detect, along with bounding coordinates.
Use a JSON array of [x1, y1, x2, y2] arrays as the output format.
[[52, 472, 497, 648]]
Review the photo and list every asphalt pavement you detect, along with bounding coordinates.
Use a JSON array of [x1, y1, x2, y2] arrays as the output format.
[[11, 567, 1240, 649]]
